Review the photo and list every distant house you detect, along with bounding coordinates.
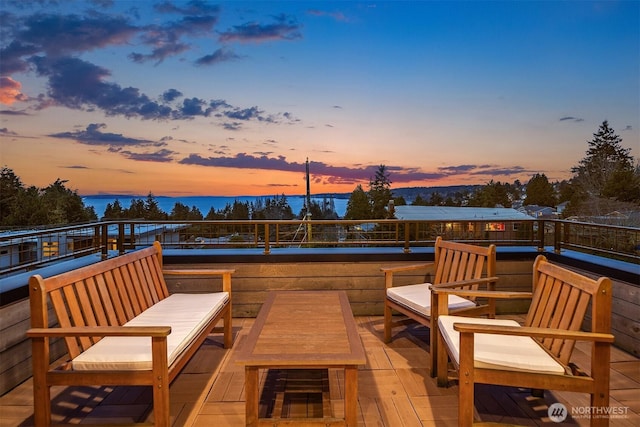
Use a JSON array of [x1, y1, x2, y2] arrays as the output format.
[[519, 205, 557, 218], [393, 206, 531, 241]]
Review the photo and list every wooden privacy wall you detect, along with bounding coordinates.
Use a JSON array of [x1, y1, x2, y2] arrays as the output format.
[[163, 259, 533, 317]]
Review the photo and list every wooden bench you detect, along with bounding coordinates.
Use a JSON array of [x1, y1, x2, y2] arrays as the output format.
[[381, 236, 499, 374], [27, 242, 234, 427], [434, 255, 614, 426]]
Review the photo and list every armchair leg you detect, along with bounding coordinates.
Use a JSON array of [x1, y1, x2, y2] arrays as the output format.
[[436, 330, 449, 387], [429, 324, 437, 377], [224, 305, 233, 349], [383, 302, 392, 343]]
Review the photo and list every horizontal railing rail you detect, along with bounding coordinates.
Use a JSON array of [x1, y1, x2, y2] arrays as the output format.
[[1, 219, 638, 276]]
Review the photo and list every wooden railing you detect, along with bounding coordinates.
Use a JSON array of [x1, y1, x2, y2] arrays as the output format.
[[0, 219, 638, 276]]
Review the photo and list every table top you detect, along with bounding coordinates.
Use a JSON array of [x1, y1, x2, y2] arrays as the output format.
[[235, 290, 366, 367]]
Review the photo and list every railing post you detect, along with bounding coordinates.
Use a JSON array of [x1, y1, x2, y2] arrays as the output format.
[[553, 221, 562, 254], [129, 223, 135, 249], [403, 221, 411, 253], [101, 223, 109, 259], [559, 221, 568, 254], [536, 220, 545, 252], [264, 223, 270, 254], [118, 222, 125, 255]]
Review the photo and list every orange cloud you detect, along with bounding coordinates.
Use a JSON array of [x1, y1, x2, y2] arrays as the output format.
[[0, 77, 26, 105]]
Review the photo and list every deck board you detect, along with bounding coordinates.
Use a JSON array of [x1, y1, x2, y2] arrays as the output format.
[[0, 316, 639, 426]]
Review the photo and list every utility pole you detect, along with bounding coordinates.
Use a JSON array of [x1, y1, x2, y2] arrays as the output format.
[[305, 158, 312, 240]]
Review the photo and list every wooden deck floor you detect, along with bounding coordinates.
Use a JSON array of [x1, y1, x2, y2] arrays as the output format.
[[1, 316, 639, 426]]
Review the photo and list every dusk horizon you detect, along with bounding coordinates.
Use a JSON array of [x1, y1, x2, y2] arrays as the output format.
[[1, 1, 638, 197]]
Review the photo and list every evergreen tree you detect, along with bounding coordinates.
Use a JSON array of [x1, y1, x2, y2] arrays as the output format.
[[169, 202, 192, 219], [344, 185, 371, 220], [126, 198, 146, 219], [469, 180, 511, 208], [104, 199, 125, 219], [524, 174, 557, 206], [144, 193, 167, 220], [571, 120, 634, 198], [369, 165, 392, 218]]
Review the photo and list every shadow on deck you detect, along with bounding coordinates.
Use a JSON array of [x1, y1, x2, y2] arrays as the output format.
[[1, 316, 639, 426]]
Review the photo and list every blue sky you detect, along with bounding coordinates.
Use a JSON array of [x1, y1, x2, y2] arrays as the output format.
[[1, 0, 638, 196]]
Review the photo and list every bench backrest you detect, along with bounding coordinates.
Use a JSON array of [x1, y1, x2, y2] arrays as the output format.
[[433, 237, 496, 300], [30, 242, 169, 360], [525, 255, 611, 365]]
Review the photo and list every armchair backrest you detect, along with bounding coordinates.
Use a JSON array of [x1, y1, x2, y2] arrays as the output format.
[[525, 255, 612, 365], [433, 236, 497, 301]]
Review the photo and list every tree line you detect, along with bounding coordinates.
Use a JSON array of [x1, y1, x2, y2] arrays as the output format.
[[1, 121, 637, 227], [344, 120, 638, 219]]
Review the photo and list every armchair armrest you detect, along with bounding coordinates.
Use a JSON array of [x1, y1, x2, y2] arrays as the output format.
[[434, 288, 532, 300], [452, 323, 615, 343], [27, 326, 172, 338], [380, 262, 434, 274], [381, 262, 434, 288], [162, 268, 235, 293], [430, 276, 499, 290]]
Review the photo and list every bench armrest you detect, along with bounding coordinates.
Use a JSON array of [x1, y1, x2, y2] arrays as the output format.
[[162, 268, 235, 293], [452, 323, 615, 343], [27, 325, 172, 338]]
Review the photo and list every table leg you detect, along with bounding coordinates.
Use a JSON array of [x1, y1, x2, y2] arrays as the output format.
[[344, 366, 359, 426], [245, 366, 259, 427]]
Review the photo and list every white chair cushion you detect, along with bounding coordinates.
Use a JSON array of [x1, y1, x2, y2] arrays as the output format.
[[387, 283, 476, 317], [438, 315, 565, 374], [72, 292, 229, 371]]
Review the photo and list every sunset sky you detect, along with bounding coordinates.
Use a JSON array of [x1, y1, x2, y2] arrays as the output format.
[[1, 0, 638, 197]]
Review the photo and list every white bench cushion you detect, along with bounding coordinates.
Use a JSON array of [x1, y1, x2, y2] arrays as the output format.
[[387, 283, 476, 317], [438, 315, 565, 374], [72, 292, 229, 371]]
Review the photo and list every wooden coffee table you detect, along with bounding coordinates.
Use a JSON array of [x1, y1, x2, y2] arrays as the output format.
[[235, 290, 366, 426]]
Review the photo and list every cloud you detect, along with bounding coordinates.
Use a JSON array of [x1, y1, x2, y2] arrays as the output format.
[[0, 76, 28, 105], [119, 148, 175, 162], [559, 116, 584, 122], [154, 1, 220, 16], [178, 153, 447, 184], [0, 109, 29, 115], [16, 12, 137, 57], [1, 6, 298, 125], [218, 14, 302, 43], [307, 9, 348, 22], [33, 56, 176, 119], [131, 14, 220, 64], [195, 48, 242, 66], [162, 88, 183, 102], [437, 164, 529, 178], [49, 123, 163, 147], [0, 127, 18, 136]]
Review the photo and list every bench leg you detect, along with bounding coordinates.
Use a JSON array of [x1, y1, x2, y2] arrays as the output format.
[[151, 337, 170, 427], [32, 337, 51, 426]]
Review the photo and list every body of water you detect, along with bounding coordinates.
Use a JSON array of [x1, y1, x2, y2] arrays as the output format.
[[83, 195, 348, 218]]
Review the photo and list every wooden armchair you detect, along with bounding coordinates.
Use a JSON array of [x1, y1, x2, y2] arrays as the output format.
[[434, 255, 614, 426], [381, 236, 499, 374]]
